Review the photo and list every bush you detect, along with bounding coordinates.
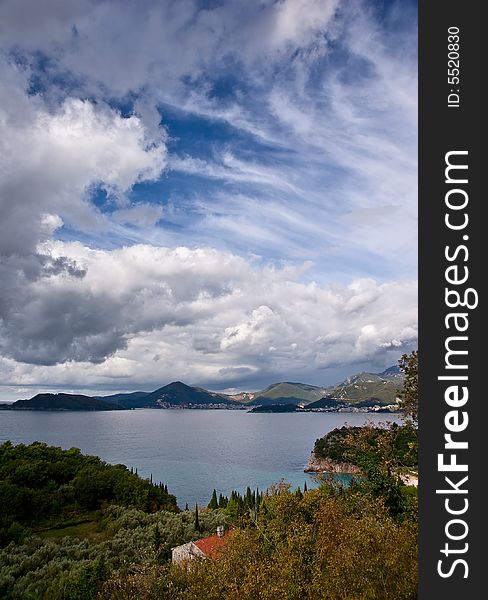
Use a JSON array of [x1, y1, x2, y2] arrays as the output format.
[[100, 485, 417, 600]]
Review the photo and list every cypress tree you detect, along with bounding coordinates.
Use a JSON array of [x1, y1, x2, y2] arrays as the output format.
[[304, 481, 308, 493], [245, 486, 252, 508], [153, 522, 162, 550], [208, 489, 218, 510], [194, 503, 200, 531]]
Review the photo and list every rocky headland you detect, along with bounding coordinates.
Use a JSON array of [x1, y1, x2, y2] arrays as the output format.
[[304, 450, 361, 475]]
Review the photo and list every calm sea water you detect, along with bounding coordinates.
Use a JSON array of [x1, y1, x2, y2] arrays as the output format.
[[0, 409, 400, 508]]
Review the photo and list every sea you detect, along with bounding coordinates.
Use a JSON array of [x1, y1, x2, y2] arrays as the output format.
[[0, 409, 401, 508]]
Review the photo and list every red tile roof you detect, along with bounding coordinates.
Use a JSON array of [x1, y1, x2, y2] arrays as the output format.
[[193, 530, 232, 559]]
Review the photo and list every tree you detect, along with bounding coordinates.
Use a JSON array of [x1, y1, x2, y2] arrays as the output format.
[[208, 489, 218, 510], [399, 350, 418, 423], [224, 497, 239, 521], [194, 503, 200, 531], [153, 522, 162, 551]]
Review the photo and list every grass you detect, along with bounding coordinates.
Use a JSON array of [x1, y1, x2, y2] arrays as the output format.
[[35, 512, 110, 542]]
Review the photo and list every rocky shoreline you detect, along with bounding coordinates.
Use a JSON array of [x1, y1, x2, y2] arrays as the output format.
[[304, 451, 361, 475], [305, 451, 419, 487]]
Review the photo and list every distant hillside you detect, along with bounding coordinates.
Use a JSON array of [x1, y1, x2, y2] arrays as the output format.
[[8, 393, 121, 411], [249, 382, 328, 406], [247, 369, 403, 407], [248, 403, 298, 413], [97, 391, 152, 409], [2, 384, 238, 411], [377, 365, 403, 378], [327, 368, 403, 405], [142, 382, 234, 406], [2, 366, 405, 410], [306, 396, 345, 410]]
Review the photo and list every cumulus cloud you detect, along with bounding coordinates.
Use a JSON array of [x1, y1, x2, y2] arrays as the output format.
[[0, 0, 340, 95], [0, 0, 417, 395], [0, 58, 167, 259], [0, 55, 168, 373], [0, 242, 417, 389], [0, 1, 416, 281]]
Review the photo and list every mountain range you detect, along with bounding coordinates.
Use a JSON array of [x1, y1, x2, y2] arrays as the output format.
[[1, 367, 403, 411]]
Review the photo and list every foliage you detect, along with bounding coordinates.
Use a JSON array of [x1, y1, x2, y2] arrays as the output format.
[[207, 490, 218, 510], [342, 423, 417, 518], [313, 421, 418, 518], [0, 505, 227, 599], [0, 434, 418, 599], [399, 350, 419, 422], [100, 485, 417, 600], [0, 441, 177, 547], [314, 423, 418, 468]]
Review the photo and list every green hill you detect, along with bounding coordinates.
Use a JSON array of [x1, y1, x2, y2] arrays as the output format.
[[247, 369, 403, 407], [143, 381, 234, 406], [8, 394, 122, 411], [96, 391, 152, 409], [0, 441, 177, 548], [305, 396, 344, 409], [2, 366, 405, 410], [249, 382, 328, 406], [327, 369, 403, 405]]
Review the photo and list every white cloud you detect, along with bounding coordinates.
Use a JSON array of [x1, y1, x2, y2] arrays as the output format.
[[0, 58, 167, 258], [0, 242, 417, 392], [0, 1, 418, 395], [0, 56, 169, 376]]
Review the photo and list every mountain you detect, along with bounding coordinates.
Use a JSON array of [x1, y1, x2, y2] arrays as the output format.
[[249, 382, 329, 406], [244, 366, 404, 409], [326, 368, 404, 405], [142, 381, 235, 406], [8, 393, 121, 411], [2, 366, 404, 410], [96, 391, 152, 409], [377, 365, 403, 378], [305, 396, 345, 410]]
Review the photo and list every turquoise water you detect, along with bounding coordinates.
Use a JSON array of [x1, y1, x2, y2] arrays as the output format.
[[0, 409, 400, 508]]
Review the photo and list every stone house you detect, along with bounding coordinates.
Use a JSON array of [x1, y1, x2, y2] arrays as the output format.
[[171, 526, 231, 565]]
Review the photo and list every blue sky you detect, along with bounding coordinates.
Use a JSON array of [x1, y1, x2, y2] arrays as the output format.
[[0, 0, 417, 399]]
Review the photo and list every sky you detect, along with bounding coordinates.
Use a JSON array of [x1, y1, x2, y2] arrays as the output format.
[[0, 0, 417, 401]]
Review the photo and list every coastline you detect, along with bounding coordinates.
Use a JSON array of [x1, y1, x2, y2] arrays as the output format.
[[304, 450, 361, 475], [305, 451, 419, 488]]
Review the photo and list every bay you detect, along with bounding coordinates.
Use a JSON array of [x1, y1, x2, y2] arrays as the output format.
[[0, 409, 400, 508]]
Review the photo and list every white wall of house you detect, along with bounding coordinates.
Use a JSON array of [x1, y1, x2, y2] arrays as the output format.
[[171, 541, 206, 564]]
